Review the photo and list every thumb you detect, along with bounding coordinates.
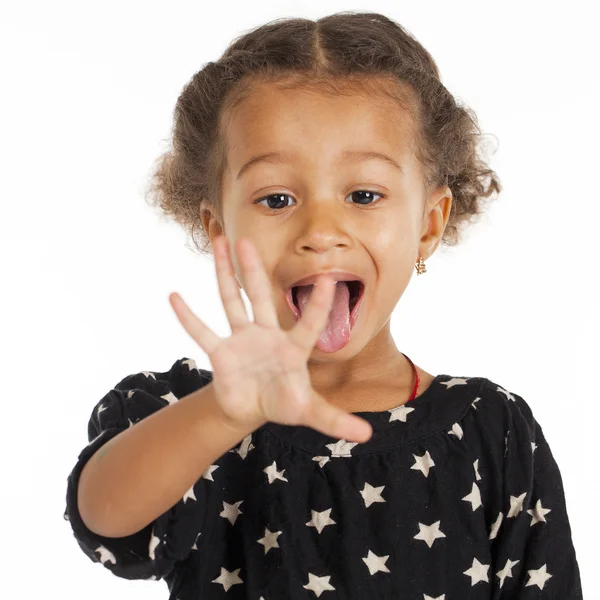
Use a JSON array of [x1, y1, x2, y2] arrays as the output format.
[[305, 391, 373, 443]]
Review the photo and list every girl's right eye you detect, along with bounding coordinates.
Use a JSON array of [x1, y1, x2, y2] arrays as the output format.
[[255, 193, 293, 210]]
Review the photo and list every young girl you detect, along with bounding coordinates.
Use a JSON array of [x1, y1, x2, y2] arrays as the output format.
[[64, 11, 583, 599]]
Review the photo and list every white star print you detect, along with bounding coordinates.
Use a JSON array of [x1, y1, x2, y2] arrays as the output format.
[[264, 460, 289, 484], [229, 433, 254, 459], [489, 512, 504, 540], [413, 521, 446, 548], [160, 390, 178, 405], [181, 357, 199, 371], [496, 386, 516, 402], [441, 377, 469, 389], [220, 500, 243, 525], [95, 545, 116, 565], [496, 558, 519, 587], [87, 431, 105, 446], [183, 484, 197, 503], [306, 509, 336, 534], [312, 456, 331, 467], [473, 458, 481, 481], [360, 482, 386, 507], [202, 464, 219, 481], [257, 528, 282, 554], [149, 530, 161, 560], [362, 550, 390, 575], [424, 595, 445, 600], [140, 371, 157, 380], [303, 573, 335, 597], [462, 482, 482, 511], [525, 564, 553, 589], [388, 404, 415, 423], [471, 396, 481, 409], [411, 451, 435, 477], [527, 499, 551, 525], [448, 422, 464, 439], [97, 403, 108, 417], [463, 557, 490, 585], [507, 492, 527, 517], [211, 567, 243, 591], [191, 532, 201, 550], [326, 439, 358, 457], [532, 441, 538, 453]]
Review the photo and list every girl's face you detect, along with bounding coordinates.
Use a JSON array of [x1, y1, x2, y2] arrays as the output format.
[[202, 80, 452, 386]]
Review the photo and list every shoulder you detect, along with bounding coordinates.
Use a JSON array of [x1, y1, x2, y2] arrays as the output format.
[[452, 374, 539, 454], [114, 356, 213, 399]]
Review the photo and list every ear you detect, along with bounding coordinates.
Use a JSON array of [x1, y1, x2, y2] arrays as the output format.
[[200, 205, 224, 247], [418, 186, 453, 260]]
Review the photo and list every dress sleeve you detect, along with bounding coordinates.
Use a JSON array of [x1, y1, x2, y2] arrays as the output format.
[[489, 389, 583, 598], [63, 357, 213, 581]]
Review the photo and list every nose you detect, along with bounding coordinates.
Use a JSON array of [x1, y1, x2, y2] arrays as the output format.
[[293, 199, 353, 255]]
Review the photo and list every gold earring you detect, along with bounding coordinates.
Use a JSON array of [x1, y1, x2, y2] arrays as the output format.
[[415, 256, 427, 275]]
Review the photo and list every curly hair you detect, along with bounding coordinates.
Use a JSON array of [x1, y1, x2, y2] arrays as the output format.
[[144, 11, 502, 256]]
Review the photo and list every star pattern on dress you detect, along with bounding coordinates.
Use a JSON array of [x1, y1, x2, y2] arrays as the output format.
[[303, 573, 335, 597], [229, 433, 254, 459], [306, 509, 336, 534], [94, 545, 116, 565], [448, 422, 464, 439], [220, 500, 243, 526], [496, 558, 519, 587], [183, 483, 197, 503], [149, 530, 161, 560], [388, 403, 415, 423], [264, 460, 289, 484], [67, 358, 577, 598], [507, 492, 527, 517], [202, 463, 219, 481], [463, 557, 490, 585], [212, 567, 243, 591], [488, 511, 504, 540], [160, 390, 178, 405], [362, 550, 390, 574], [496, 385, 516, 402], [525, 564, 553, 590], [360, 482, 386, 507], [411, 450, 435, 477], [257, 527, 282, 554], [527, 499, 551, 525], [462, 482, 482, 511], [441, 377, 469, 389], [326, 439, 358, 457], [414, 521, 446, 548]]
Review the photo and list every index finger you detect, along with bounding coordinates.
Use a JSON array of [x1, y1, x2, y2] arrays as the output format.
[[288, 275, 337, 352]]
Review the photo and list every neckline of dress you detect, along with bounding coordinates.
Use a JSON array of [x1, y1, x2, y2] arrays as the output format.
[[261, 373, 480, 456]]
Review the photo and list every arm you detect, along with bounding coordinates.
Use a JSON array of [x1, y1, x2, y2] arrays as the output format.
[[78, 379, 264, 538], [490, 394, 583, 598]]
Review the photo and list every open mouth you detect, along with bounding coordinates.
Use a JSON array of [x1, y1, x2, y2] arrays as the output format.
[[286, 280, 365, 322]]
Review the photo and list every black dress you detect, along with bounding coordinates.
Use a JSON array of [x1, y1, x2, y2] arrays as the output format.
[[64, 357, 583, 599]]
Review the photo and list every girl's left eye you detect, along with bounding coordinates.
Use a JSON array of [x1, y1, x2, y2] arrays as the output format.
[[254, 190, 385, 211]]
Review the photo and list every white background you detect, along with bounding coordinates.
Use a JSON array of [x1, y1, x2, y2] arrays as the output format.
[[1, 1, 597, 598]]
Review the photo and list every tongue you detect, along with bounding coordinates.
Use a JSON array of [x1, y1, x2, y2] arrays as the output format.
[[296, 281, 351, 352]]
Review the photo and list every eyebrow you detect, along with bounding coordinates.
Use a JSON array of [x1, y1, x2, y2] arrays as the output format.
[[235, 150, 404, 181]]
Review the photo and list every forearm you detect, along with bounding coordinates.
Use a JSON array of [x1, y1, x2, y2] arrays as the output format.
[[77, 380, 263, 538]]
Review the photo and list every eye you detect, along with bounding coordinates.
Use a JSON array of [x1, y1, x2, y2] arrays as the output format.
[[254, 190, 386, 210]]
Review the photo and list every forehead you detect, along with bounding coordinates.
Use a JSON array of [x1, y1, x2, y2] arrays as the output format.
[[222, 80, 415, 171]]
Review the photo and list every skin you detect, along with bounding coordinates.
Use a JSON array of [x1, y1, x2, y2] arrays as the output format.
[[200, 79, 453, 413]]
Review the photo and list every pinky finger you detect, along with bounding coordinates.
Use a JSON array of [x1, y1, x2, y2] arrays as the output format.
[[169, 292, 222, 355]]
